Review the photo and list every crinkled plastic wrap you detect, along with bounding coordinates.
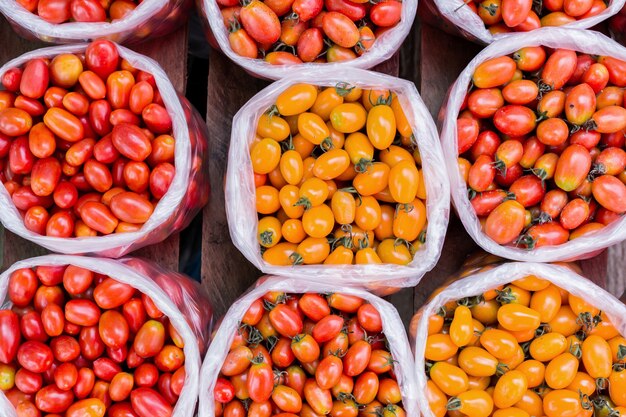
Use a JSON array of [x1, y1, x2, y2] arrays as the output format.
[[440, 27, 626, 262], [0, 0, 191, 44], [0, 43, 210, 258], [420, 0, 626, 44], [225, 68, 450, 290], [0, 254, 213, 417], [198, 275, 418, 417], [197, 0, 417, 80], [410, 260, 626, 417]]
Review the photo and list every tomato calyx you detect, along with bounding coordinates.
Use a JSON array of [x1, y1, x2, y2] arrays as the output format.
[[618, 344, 626, 362], [320, 136, 335, 151], [273, 42, 297, 56], [283, 12, 301, 22], [534, 322, 550, 337], [294, 196, 313, 210], [576, 311, 602, 337], [515, 233, 537, 250], [580, 391, 594, 411], [354, 157, 374, 173], [592, 396, 620, 417], [266, 104, 280, 119], [456, 294, 484, 308], [495, 286, 517, 304], [289, 252, 304, 265], [492, 155, 508, 177], [334, 82, 355, 97], [446, 396, 462, 411], [228, 17, 242, 33], [587, 163, 607, 181], [241, 323, 264, 346], [480, 2, 498, 16], [259, 230, 275, 246]]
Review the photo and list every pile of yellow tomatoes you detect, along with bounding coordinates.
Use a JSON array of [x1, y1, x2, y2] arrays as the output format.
[[424, 275, 626, 417], [250, 82, 428, 266]]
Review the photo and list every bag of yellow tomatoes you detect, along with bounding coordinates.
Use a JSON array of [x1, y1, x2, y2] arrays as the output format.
[[410, 258, 626, 417], [198, 275, 419, 417], [420, 0, 625, 44], [440, 28, 626, 263], [225, 67, 449, 291]]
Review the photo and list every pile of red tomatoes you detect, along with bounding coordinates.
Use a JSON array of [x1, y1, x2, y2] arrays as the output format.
[[15, 0, 143, 24], [1, 264, 186, 417], [213, 291, 407, 416], [0, 40, 177, 238], [467, 0, 607, 35], [457, 47, 626, 249], [216, 0, 403, 64]]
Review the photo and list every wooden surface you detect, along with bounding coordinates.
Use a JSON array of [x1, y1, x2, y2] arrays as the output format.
[[0, 16, 625, 327]]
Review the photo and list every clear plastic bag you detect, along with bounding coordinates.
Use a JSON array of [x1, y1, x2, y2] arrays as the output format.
[[197, 0, 417, 80], [0, 0, 191, 44], [420, 0, 626, 44], [410, 260, 626, 417], [440, 27, 626, 262], [0, 254, 213, 417], [225, 67, 450, 290], [0, 43, 210, 258], [197, 275, 418, 417]]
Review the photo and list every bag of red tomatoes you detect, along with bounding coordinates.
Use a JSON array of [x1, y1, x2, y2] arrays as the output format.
[[198, 0, 417, 80], [0, 0, 191, 44], [0, 40, 209, 257], [198, 275, 418, 417], [420, 0, 626, 44], [0, 254, 212, 417], [225, 68, 449, 290], [440, 27, 626, 262], [410, 257, 626, 417]]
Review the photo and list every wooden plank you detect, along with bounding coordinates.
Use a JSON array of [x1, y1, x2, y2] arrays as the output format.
[[0, 20, 188, 272], [608, 242, 626, 297]]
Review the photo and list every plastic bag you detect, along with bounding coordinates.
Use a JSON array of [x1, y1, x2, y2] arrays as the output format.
[[197, 275, 418, 417], [410, 259, 626, 417], [225, 67, 449, 290], [420, 0, 626, 44], [440, 27, 626, 262], [0, 43, 210, 258], [197, 0, 417, 80], [0, 254, 213, 417], [0, 0, 191, 44]]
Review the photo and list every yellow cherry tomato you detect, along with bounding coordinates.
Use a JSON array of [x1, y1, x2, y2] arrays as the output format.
[[427, 313, 444, 336], [450, 305, 473, 347], [469, 319, 485, 347], [276, 83, 317, 116], [302, 204, 334, 238], [257, 216, 282, 248], [448, 389, 494, 417], [513, 275, 551, 291], [608, 336, 626, 363], [545, 352, 579, 389], [516, 360, 546, 388], [566, 372, 596, 397], [251, 138, 281, 174], [503, 326, 536, 343], [324, 246, 354, 264], [530, 284, 562, 323], [325, 180, 337, 199], [493, 407, 529, 417], [497, 304, 541, 332], [581, 335, 612, 379], [515, 390, 543, 417], [298, 112, 330, 145], [467, 375, 490, 391], [330, 103, 367, 133], [355, 196, 382, 231], [334, 226, 373, 252], [281, 218, 306, 243], [500, 344, 525, 369], [388, 161, 419, 204], [331, 190, 356, 225], [355, 247, 382, 264], [256, 185, 280, 214], [257, 113, 290, 141], [458, 157, 471, 183], [293, 134, 315, 159], [610, 369, 626, 407], [548, 306, 582, 337], [353, 162, 390, 196], [295, 237, 330, 264], [284, 114, 299, 134], [379, 145, 413, 168], [374, 205, 395, 241], [301, 156, 316, 184], [426, 380, 447, 417], [298, 177, 329, 207], [313, 149, 350, 180], [279, 150, 304, 185], [470, 300, 499, 325], [343, 86, 362, 102], [367, 104, 396, 150], [325, 122, 345, 150], [344, 132, 374, 166], [430, 362, 469, 396], [393, 198, 426, 242], [362, 89, 391, 111], [568, 294, 600, 317], [494, 370, 528, 409], [588, 312, 620, 340], [416, 170, 427, 200], [479, 328, 518, 359], [497, 285, 531, 306], [279, 185, 305, 219], [457, 346, 499, 377], [530, 332, 568, 362], [542, 389, 583, 417], [390, 93, 412, 138], [263, 242, 298, 265], [375, 239, 412, 265], [311, 87, 344, 121], [425, 334, 458, 362]]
